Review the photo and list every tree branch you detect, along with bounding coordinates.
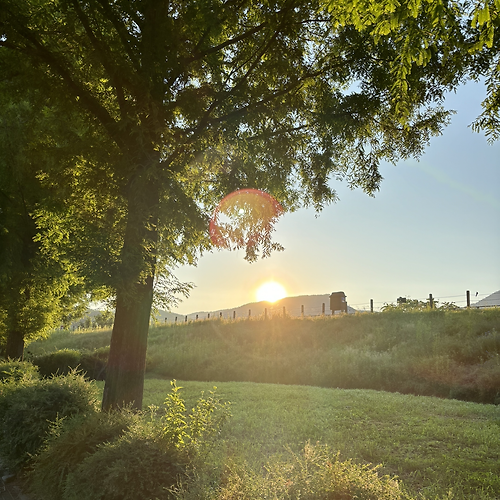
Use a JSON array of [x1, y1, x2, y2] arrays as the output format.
[[94, 0, 141, 73], [6, 24, 123, 149]]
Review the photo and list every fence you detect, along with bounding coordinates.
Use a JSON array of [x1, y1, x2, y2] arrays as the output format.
[[164, 290, 499, 324]]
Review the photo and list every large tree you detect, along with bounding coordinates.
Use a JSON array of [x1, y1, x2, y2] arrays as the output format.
[[0, 68, 93, 359], [0, 0, 495, 409]]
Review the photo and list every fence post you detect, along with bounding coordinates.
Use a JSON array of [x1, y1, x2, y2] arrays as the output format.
[[220, 312, 223, 319], [175, 316, 177, 323], [265, 308, 267, 319], [283, 306, 286, 317], [301, 305, 304, 318], [322, 303, 325, 316], [466, 290, 470, 308], [208, 313, 210, 319], [429, 294, 434, 309], [185, 315, 187, 322], [370, 299, 373, 313], [249, 309, 251, 318], [233, 311, 236, 320]]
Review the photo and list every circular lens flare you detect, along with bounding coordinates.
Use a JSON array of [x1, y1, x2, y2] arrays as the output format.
[[256, 281, 287, 303], [209, 189, 283, 260]]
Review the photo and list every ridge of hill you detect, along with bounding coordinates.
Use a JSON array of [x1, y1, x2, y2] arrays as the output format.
[[155, 293, 356, 323]]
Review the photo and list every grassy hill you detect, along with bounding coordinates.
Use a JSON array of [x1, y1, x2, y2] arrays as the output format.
[[23, 308, 500, 498], [29, 308, 500, 404]]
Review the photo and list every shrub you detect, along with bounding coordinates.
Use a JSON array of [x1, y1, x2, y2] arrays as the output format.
[[32, 349, 83, 377], [53, 382, 230, 500], [63, 427, 189, 500], [29, 410, 139, 500], [0, 371, 99, 471], [78, 351, 107, 380], [32, 349, 107, 380], [0, 359, 39, 383], [206, 442, 414, 500]]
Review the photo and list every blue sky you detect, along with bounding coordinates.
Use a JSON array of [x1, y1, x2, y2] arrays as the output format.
[[173, 80, 500, 314]]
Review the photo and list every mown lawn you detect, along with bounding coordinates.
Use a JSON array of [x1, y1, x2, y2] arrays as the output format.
[[96, 377, 500, 499]]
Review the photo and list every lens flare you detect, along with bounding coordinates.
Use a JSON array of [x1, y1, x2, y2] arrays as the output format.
[[209, 189, 283, 260]]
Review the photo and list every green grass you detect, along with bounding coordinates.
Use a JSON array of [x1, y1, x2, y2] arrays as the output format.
[[29, 308, 500, 404], [144, 379, 500, 499], [25, 310, 500, 498], [27, 328, 112, 355]]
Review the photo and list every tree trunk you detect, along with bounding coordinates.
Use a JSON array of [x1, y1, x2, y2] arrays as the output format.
[[5, 330, 25, 360], [101, 172, 159, 411], [101, 276, 154, 411]]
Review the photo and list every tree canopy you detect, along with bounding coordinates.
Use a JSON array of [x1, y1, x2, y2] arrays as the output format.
[[0, 0, 497, 409], [0, 70, 92, 358]]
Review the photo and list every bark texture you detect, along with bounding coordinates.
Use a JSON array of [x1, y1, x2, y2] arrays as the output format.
[[5, 329, 25, 360], [101, 174, 159, 411]]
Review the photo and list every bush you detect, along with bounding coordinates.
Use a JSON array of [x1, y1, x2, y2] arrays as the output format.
[[78, 351, 107, 380], [0, 371, 99, 471], [63, 427, 189, 500], [34, 381, 231, 500], [29, 410, 139, 500], [205, 442, 414, 500], [32, 349, 82, 377], [32, 349, 107, 380], [0, 359, 39, 383]]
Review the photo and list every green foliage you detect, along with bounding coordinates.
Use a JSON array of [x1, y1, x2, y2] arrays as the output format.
[[207, 442, 412, 500], [381, 297, 461, 311], [323, 0, 500, 140], [28, 410, 139, 500], [161, 380, 231, 453], [93, 310, 114, 329], [32, 348, 107, 380], [62, 428, 189, 500], [32, 349, 82, 377], [0, 359, 39, 383], [0, 66, 93, 359], [27, 382, 231, 500], [0, 370, 99, 471]]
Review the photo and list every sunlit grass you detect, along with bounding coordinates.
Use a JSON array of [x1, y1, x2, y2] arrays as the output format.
[[141, 379, 500, 499], [30, 309, 500, 498], [29, 308, 500, 404]]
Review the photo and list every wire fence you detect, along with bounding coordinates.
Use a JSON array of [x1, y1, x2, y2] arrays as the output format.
[[349, 291, 498, 312], [165, 290, 499, 324]]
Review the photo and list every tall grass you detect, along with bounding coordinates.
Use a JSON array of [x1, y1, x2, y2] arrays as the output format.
[[28, 308, 500, 403], [145, 308, 500, 403]]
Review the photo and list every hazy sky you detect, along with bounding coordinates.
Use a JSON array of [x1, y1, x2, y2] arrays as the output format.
[[173, 80, 500, 314]]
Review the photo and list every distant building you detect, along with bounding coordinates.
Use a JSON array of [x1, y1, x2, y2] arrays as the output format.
[[472, 290, 500, 308]]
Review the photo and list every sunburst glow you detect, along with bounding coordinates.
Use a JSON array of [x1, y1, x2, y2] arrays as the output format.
[[256, 281, 287, 303]]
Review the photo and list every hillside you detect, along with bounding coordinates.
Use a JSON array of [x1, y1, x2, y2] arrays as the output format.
[[157, 293, 356, 323], [29, 307, 500, 404]]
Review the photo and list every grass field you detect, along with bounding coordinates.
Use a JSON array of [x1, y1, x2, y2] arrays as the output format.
[[29, 308, 500, 403], [136, 378, 500, 499], [27, 309, 500, 499]]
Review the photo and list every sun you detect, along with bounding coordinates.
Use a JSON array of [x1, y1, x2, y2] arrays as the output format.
[[256, 281, 287, 303]]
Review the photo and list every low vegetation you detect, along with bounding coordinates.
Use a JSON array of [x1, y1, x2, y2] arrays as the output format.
[[0, 358, 499, 498], [29, 308, 500, 404], [2, 309, 497, 499]]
